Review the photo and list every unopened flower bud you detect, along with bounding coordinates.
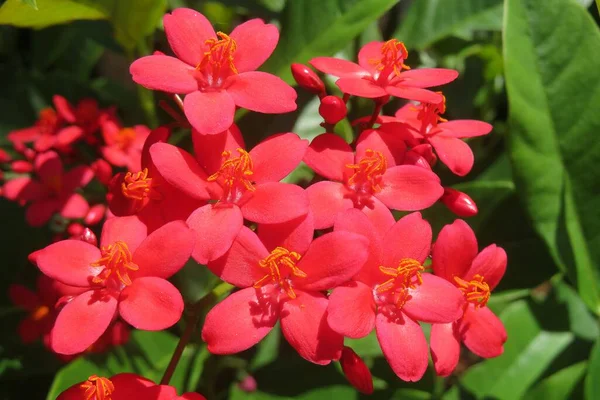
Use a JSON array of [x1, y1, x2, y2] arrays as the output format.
[[411, 144, 437, 166], [291, 63, 325, 96], [85, 204, 106, 226], [79, 227, 98, 247], [319, 96, 347, 125], [0, 148, 11, 163], [67, 222, 84, 237], [340, 346, 373, 395], [441, 187, 478, 217], [91, 159, 113, 185], [23, 148, 36, 161], [238, 375, 257, 392], [11, 160, 33, 173]]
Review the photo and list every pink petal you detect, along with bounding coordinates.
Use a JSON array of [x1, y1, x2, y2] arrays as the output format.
[[36, 240, 102, 287], [53, 95, 76, 122], [280, 290, 343, 365], [295, 231, 369, 291], [102, 146, 129, 167], [327, 281, 376, 338], [186, 204, 244, 264], [360, 196, 397, 240], [62, 165, 94, 193], [240, 182, 308, 224], [60, 193, 89, 219], [34, 151, 63, 185], [51, 290, 117, 354], [33, 135, 56, 152], [25, 198, 61, 226], [356, 128, 406, 167], [460, 305, 507, 358], [130, 55, 198, 94], [257, 212, 314, 255], [336, 77, 387, 98], [56, 126, 84, 147], [208, 226, 268, 288], [3, 177, 45, 202], [8, 284, 39, 311], [394, 103, 418, 120], [403, 273, 465, 323], [250, 133, 308, 183], [192, 125, 245, 175], [375, 312, 428, 382], [464, 244, 507, 290], [8, 126, 41, 144], [231, 19, 279, 73], [163, 8, 216, 66], [150, 142, 215, 200], [110, 373, 156, 400], [184, 90, 235, 135], [357, 41, 385, 75], [202, 286, 278, 354], [132, 220, 194, 279], [303, 133, 353, 181], [381, 212, 431, 266], [429, 136, 474, 176], [430, 322, 460, 377], [432, 219, 478, 282], [399, 68, 459, 88], [385, 85, 443, 103], [226, 71, 297, 114], [310, 57, 369, 78], [439, 120, 493, 138], [119, 277, 184, 330], [376, 165, 443, 211], [100, 215, 148, 253], [306, 181, 353, 229]]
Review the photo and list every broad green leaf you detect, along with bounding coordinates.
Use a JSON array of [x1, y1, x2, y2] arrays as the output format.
[[527, 361, 587, 400], [586, 339, 600, 400], [0, 0, 107, 28], [262, 0, 400, 84], [552, 279, 599, 341], [504, 0, 600, 313], [20, 0, 38, 10], [394, 0, 503, 50], [107, 0, 167, 50]]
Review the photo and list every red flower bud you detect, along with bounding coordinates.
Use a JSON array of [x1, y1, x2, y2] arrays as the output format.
[[67, 222, 84, 237], [340, 346, 373, 394], [319, 96, 347, 124], [23, 148, 36, 161], [291, 63, 325, 96], [79, 227, 98, 247], [11, 160, 33, 173], [441, 187, 478, 217], [0, 148, 12, 163], [91, 159, 113, 185], [238, 375, 257, 392], [84, 204, 106, 226]]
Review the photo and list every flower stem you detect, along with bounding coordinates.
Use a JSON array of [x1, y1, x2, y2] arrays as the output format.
[[365, 102, 383, 130]]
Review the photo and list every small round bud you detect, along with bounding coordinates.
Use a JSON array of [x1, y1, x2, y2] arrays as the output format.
[[291, 63, 325, 96], [11, 160, 33, 173], [67, 222, 84, 237], [79, 227, 98, 247], [319, 95, 347, 124], [238, 375, 257, 393], [441, 187, 478, 217], [84, 204, 106, 226], [0, 148, 12, 163], [340, 346, 373, 394]]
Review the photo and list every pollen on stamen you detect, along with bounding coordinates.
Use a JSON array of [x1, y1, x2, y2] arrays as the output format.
[[80, 375, 114, 400], [369, 39, 411, 77], [346, 149, 387, 194], [253, 247, 306, 299], [91, 241, 139, 286], [197, 32, 238, 75], [375, 258, 424, 295], [417, 92, 448, 129], [208, 148, 255, 193], [454, 274, 491, 308], [121, 168, 161, 202]]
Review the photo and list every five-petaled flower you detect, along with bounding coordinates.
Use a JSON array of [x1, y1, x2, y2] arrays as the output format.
[[100, 115, 151, 172]]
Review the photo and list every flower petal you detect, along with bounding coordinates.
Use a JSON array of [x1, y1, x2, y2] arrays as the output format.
[[240, 182, 308, 224], [381, 212, 431, 266], [130, 55, 197, 94], [303, 133, 353, 181], [226, 71, 297, 113], [403, 273, 465, 323], [3, 177, 45, 202], [306, 181, 353, 229], [257, 212, 314, 255], [430, 322, 460, 377], [357, 41, 384, 75], [432, 219, 478, 282], [25, 199, 61, 226], [60, 193, 89, 219], [250, 133, 308, 183], [399, 68, 459, 88], [464, 244, 507, 290], [36, 240, 101, 287], [310, 57, 369, 78], [385, 85, 443, 103], [337, 77, 387, 98], [192, 125, 245, 175], [327, 281, 376, 338], [163, 8, 216, 66], [62, 165, 94, 193], [231, 19, 279, 73], [184, 90, 235, 135], [429, 136, 474, 176], [56, 126, 84, 147], [460, 305, 507, 358], [101, 215, 148, 253], [376, 165, 443, 211], [8, 284, 39, 311], [439, 120, 493, 138], [356, 128, 406, 167], [34, 151, 63, 185]]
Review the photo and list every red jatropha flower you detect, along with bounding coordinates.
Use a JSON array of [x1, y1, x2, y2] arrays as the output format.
[[53, 95, 103, 138], [150, 128, 309, 264], [303, 132, 443, 232], [33, 216, 194, 354], [100, 116, 150, 172], [202, 214, 369, 365], [327, 209, 465, 381], [130, 8, 297, 134], [57, 373, 206, 400], [2, 151, 93, 226], [430, 219, 507, 376], [310, 40, 458, 103], [383, 96, 492, 176]]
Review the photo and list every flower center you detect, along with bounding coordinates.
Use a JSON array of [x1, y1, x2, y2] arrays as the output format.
[[46, 174, 63, 194], [116, 128, 136, 149], [37, 108, 59, 135], [416, 92, 448, 135], [454, 274, 490, 309], [31, 305, 50, 321], [208, 148, 255, 203], [375, 258, 424, 310], [91, 241, 139, 286], [346, 149, 387, 195], [80, 375, 114, 400], [253, 247, 306, 299], [196, 32, 238, 86], [121, 168, 161, 203], [76, 99, 99, 128], [369, 39, 410, 82]]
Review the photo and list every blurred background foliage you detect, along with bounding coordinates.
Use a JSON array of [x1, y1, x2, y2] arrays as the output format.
[[0, 0, 599, 398]]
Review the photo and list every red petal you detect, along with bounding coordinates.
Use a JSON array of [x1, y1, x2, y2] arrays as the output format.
[[226, 71, 297, 113], [62, 165, 94, 193], [60, 193, 89, 219], [34, 151, 63, 185], [257, 212, 314, 255], [376, 165, 443, 211], [357, 41, 384, 75], [360, 196, 397, 241], [327, 281, 376, 338], [8, 126, 41, 144], [375, 312, 428, 382], [240, 182, 308, 224], [250, 133, 308, 183], [51, 290, 117, 354], [429, 136, 474, 176], [356, 128, 406, 167], [202, 286, 278, 354], [3, 177, 45, 202], [381, 212, 431, 266], [184, 90, 235, 135], [399, 68, 459, 88], [187, 204, 244, 264], [280, 290, 343, 365], [53, 95, 76, 122], [305, 181, 353, 229], [56, 126, 84, 147], [432, 219, 478, 282], [110, 373, 156, 400], [295, 231, 369, 291], [36, 240, 101, 287], [310, 57, 369, 78], [119, 277, 184, 330], [403, 273, 465, 323], [192, 125, 245, 175], [430, 322, 460, 377], [130, 55, 197, 94], [25, 199, 60, 226], [8, 284, 39, 311], [102, 146, 129, 167], [336, 77, 387, 98], [460, 305, 507, 358], [132, 220, 194, 279], [385, 85, 443, 103], [464, 244, 507, 290], [231, 19, 279, 73], [163, 8, 215, 66], [100, 216, 148, 253], [303, 133, 353, 181], [439, 120, 492, 138]]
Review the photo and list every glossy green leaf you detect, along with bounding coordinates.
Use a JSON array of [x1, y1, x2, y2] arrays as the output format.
[[108, 0, 167, 50], [20, 0, 38, 10], [527, 361, 587, 400], [552, 280, 599, 341], [504, 0, 600, 313], [0, 0, 107, 28], [585, 339, 600, 400], [394, 0, 503, 50]]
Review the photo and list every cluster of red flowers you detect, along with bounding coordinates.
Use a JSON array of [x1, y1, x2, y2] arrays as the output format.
[[2, 7, 507, 398]]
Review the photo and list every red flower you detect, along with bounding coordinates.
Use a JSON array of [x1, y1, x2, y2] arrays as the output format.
[[201, 214, 369, 365], [150, 128, 309, 264], [130, 8, 297, 134], [2, 151, 93, 226], [33, 216, 194, 354], [53, 95, 103, 137], [100, 116, 150, 172], [430, 219, 507, 376], [310, 40, 458, 103], [303, 132, 443, 232], [327, 209, 465, 381]]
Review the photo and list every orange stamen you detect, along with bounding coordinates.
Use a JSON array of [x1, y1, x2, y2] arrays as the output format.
[[208, 148, 255, 193], [80, 375, 115, 400], [369, 39, 411, 77], [254, 247, 306, 299], [376, 258, 424, 293], [121, 168, 160, 202], [417, 92, 448, 130], [91, 241, 139, 286], [346, 149, 387, 193], [198, 32, 238, 75], [37, 108, 59, 135], [454, 274, 491, 308], [31, 305, 50, 321], [115, 128, 136, 149]]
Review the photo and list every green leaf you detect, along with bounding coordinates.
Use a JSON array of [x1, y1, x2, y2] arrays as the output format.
[[552, 279, 599, 341], [586, 339, 600, 399], [0, 0, 107, 28], [262, 0, 400, 84], [394, 0, 503, 50], [106, 0, 167, 50], [20, 0, 38, 10], [526, 361, 587, 400], [503, 0, 600, 313]]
